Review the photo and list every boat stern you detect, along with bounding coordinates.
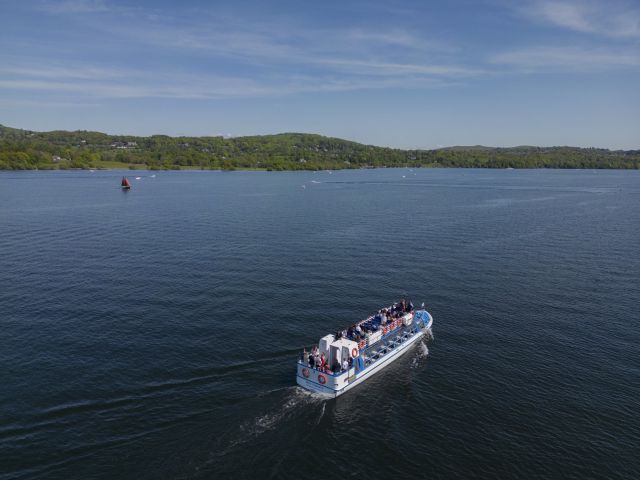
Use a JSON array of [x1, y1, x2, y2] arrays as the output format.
[[296, 363, 354, 397]]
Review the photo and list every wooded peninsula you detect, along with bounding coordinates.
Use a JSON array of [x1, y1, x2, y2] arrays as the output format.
[[1, 124, 638, 171]]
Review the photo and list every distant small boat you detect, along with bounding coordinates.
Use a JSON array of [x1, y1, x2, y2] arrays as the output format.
[[121, 176, 131, 189]]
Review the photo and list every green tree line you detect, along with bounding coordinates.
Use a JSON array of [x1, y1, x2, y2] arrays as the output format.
[[1, 124, 638, 170]]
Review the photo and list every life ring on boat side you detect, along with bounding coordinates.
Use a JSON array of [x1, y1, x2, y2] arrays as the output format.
[[351, 348, 359, 357], [302, 368, 310, 378], [318, 374, 327, 384]]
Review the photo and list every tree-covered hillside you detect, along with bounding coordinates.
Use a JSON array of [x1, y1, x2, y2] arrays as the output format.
[[0, 124, 638, 170]]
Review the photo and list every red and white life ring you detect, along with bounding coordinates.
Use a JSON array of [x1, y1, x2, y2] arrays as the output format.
[[351, 347, 359, 357], [302, 368, 310, 378], [318, 374, 327, 384]]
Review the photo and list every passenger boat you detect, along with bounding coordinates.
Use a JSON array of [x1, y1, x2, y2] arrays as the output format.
[[121, 176, 131, 189], [296, 301, 433, 398]]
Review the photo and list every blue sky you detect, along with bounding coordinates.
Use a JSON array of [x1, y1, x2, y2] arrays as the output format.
[[0, 0, 638, 148]]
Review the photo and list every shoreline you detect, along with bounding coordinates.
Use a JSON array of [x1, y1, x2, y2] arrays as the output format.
[[2, 165, 639, 172]]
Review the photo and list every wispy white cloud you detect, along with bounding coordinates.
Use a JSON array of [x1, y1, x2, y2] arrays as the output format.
[[39, 0, 110, 14], [314, 58, 480, 77], [522, 0, 640, 38], [0, 64, 123, 80], [21, 8, 472, 96], [112, 19, 455, 70], [0, 99, 100, 108], [490, 46, 640, 71], [342, 29, 455, 52], [0, 69, 460, 101], [0, 77, 273, 99], [1, 5, 472, 101], [5, 0, 637, 103], [33, 2, 461, 70]]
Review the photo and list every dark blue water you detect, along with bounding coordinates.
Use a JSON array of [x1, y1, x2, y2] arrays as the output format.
[[1, 169, 639, 479]]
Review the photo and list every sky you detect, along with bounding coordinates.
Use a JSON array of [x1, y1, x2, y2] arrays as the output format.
[[0, 0, 638, 149]]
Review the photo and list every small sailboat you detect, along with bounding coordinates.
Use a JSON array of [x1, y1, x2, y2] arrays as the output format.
[[121, 176, 131, 189]]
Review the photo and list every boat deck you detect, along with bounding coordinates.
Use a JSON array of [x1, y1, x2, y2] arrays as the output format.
[[364, 326, 419, 366], [298, 322, 422, 377]]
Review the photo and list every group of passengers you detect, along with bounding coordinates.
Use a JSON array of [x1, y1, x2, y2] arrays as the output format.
[[299, 300, 415, 376], [380, 299, 414, 320], [394, 298, 415, 315], [302, 346, 353, 374], [344, 299, 415, 339]]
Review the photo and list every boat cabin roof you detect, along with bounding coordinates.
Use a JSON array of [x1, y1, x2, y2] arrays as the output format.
[[331, 338, 358, 350]]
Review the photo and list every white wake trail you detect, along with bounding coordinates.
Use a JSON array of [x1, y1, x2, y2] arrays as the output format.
[[411, 340, 430, 368], [242, 387, 325, 437]]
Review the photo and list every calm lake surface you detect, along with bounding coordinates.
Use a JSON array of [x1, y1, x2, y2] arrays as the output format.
[[1, 168, 639, 479]]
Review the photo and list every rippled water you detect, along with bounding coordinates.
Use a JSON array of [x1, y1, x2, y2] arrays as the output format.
[[1, 169, 639, 479]]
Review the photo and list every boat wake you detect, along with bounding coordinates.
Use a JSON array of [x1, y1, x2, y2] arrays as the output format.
[[206, 387, 325, 465], [315, 402, 326, 426], [411, 340, 430, 368], [243, 387, 325, 437]]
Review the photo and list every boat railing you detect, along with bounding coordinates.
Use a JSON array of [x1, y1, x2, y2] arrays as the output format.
[[299, 323, 421, 374], [356, 315, 413, 352], [363, 326, 420, 366], [297, 360, 348, 377], [298, 309, 421, 372]]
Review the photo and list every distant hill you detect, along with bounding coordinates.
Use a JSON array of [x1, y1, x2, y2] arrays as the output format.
[[437, 145, 498, 151], [0, 124, 638, 170]]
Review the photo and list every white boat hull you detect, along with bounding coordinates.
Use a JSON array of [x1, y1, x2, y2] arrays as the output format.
[[296, 312, 432, 398]]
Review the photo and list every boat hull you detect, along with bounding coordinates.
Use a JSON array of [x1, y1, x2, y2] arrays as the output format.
[[296, 313, 432, 398]]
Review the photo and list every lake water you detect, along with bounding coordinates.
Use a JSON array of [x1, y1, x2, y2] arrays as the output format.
[[1, 168, 639, 479]]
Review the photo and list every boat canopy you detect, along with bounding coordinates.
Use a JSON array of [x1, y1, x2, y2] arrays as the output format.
[[324, 337, 359, 369], [332, 338, 359, 356]]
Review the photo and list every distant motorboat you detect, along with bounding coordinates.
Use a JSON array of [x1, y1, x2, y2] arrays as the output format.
[[121, 176, 131, 189]]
